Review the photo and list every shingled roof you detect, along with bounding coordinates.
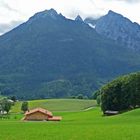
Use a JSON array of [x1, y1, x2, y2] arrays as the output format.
[[25, 108, 53, 117]]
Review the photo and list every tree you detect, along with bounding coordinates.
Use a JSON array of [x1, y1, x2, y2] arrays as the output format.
[[3, 100, 11, 114], [10, 96, 16, 102], [0, 98, 12, 114], [96, 95, 101, 105], [77, 94, 84, 99], [83, 96, 89, 99], [21, 101, 29, 113], [0, 104, 2, 115], [92, 90, 100, 99], [100, 72, 140, 113]]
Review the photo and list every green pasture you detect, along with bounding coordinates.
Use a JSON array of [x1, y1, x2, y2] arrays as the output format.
[[0, 99, 140, 140], [11, 99, 96, 113]]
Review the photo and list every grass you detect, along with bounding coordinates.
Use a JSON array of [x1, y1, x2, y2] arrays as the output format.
[[0, 99, 140, 140], [11, 99, 96, 113], [0, 95, 4, 99]]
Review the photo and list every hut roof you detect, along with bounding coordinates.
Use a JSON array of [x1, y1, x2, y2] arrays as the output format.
[[25, 108, 53, 117], [48, 116, 62, 121]]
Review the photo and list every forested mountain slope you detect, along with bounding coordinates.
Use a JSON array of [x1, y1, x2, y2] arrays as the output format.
[[0, 9, 140, 99]]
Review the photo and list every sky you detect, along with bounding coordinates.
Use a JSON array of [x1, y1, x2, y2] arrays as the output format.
[[0, 0, 140, 34]]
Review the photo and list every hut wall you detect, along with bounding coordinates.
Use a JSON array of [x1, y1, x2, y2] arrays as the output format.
[[26, 112, 48, 121]]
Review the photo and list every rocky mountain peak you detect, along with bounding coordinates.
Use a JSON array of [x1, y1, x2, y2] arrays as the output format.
[[75, 15, 83, 22], [94, 10, 140, 51], [108, 10, 118, 15], [28, 9, 60, 23], [47, 8, 58, 16]]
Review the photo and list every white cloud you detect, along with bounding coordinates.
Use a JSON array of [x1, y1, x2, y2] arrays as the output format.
[[0, 0, 140, 34], [0, 20, 23, 35]]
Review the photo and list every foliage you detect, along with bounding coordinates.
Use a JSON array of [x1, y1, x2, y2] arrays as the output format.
[[96, 95, 101, 105], [100, 72, 140, 113], [10, 96, 17, 102], [0, 98, 12, 114], [2, 99, 12, 113], [76, 94, 84, 99], [92, 90, 100, 99], [38, 80, 72, 98], [21, 101, 29, 113]]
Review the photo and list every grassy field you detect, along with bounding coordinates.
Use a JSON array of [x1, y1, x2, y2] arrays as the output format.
[[11, 99, 96, 113], [0, 99, 140, 140]]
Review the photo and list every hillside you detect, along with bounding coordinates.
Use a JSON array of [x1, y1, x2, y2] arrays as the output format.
[[11, 99, 96, 113], [0, 9, 140, 99]]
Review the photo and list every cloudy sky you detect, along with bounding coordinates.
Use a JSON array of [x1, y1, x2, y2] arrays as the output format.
[[0, 0, 140, 34]]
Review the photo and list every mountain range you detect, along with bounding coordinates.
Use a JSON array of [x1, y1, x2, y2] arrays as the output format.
[[85, 10, 140, 51], [0, 9, 140, 99]]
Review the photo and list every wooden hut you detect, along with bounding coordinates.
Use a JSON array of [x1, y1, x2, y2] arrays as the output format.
[[22, 108, 62, 121]]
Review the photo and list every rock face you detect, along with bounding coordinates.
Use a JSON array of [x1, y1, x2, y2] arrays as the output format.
[[28, 9, 66, 24], [75, 15, 83, 22], [84, 17, 97, 27], [94, 10, 140, 51]]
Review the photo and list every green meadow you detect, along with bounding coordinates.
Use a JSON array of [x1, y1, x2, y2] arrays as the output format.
[[11, 99, 96, 113], [0, 99, 140, 140]]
